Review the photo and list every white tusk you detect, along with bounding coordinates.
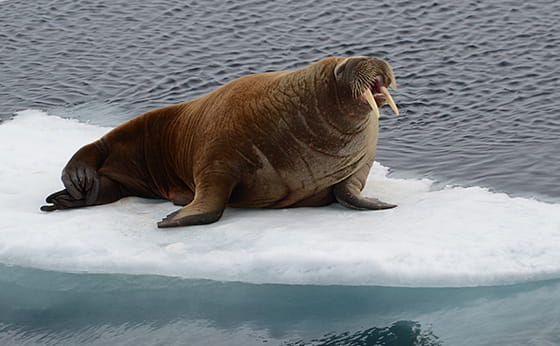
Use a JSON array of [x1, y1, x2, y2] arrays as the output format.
[[363, 88, 380, 119], [380, 86, 399, 115]]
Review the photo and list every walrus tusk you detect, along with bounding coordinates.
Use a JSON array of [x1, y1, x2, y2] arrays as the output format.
[[380, 86, 399, 115], [363, 88, 380, 118]]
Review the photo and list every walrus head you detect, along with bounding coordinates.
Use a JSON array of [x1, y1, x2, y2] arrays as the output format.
[[334, 56, 399, 118]]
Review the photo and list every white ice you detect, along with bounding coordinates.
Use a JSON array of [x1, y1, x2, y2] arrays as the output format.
[[1, 109, 560, 287]]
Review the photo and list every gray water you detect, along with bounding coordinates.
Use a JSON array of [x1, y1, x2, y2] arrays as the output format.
[[2, 0, 559, 201], [1, 0, 560, 344]]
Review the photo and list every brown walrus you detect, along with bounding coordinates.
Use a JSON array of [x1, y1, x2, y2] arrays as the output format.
[[41, 56, 400, 228]]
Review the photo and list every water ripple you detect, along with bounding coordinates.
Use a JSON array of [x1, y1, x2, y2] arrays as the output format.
[[1, 0, 559, 200]]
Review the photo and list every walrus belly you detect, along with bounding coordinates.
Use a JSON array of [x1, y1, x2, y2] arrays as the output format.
[[227, 140, 374, 209]]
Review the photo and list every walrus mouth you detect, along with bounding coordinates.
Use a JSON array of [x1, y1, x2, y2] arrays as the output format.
[[362, 77, 399, 118]]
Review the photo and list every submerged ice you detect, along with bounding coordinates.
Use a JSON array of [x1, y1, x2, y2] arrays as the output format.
[[1, 109, 560, 287]]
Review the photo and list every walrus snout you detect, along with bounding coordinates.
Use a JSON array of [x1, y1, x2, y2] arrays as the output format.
[[334, 56, 399, 118]]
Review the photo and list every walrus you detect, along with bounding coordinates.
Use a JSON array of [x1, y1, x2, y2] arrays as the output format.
[[41, 56, 400, 228]]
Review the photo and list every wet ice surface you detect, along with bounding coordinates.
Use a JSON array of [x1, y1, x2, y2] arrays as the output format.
[[2, 110, 560, 288], [1, 0, 560, 201]]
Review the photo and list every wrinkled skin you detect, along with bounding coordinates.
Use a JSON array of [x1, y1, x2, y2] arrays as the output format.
[[41, 56, 398, 228]]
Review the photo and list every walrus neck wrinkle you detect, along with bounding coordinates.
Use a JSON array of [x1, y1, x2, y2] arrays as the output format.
[[266, 62, 370, 159], [327, 76, 371, 135], [301, 59, 370, 135], [274, 63, 353, 136]]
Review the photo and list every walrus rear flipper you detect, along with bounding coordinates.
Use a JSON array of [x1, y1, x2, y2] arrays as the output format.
[[157, 172, 237, 228], [40, 139, 125, 211], [41, 176, 125, 211], [40, 189, 87, 211]]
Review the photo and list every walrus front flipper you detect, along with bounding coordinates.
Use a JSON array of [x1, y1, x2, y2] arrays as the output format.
[[157, 172, 237, 228], [157, 207, 224, 228], [333, 167, 396, 210]]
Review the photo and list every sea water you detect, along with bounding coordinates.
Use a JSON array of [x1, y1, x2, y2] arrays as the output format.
[[1, 0, 560, 345]]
